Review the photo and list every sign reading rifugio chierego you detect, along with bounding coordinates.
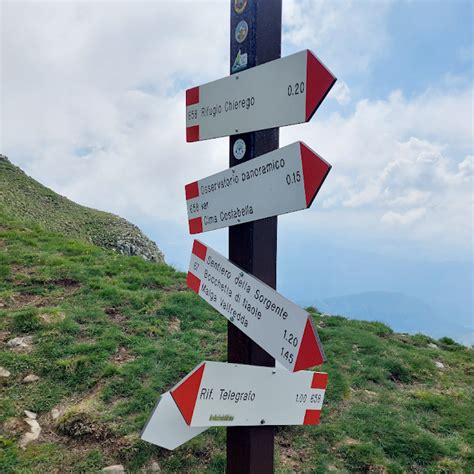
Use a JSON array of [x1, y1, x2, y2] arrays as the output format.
[[185, 141, 331, 234], [187, 240, 325, 372], [185, 50, 335, 142]]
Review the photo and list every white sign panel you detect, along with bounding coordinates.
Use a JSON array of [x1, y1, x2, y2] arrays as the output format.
[[171, 361, 329, 427], [187, 241, 325, 372], [141, 392, 207, 450], [185, 50, 336, 141], [185, 142, 331, 234]]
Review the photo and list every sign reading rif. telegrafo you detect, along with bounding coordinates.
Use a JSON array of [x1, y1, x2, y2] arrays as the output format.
[[185, 141, 331, 234], [185, 49, 336, 142], [187, 241, 325, 371], [171, 361, 328, 427]]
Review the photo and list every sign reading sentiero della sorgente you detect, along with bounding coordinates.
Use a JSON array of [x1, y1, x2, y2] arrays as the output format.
[[170, 361, 329, 427], [185, 50, 336, 142], [185, 141, 331, 234], [187, 241, 325, 372]]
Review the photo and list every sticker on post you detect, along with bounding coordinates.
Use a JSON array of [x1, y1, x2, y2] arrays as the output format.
[[234, 0, 248, 14], [235, 20, 249, 43], [232, 49, 248, 73], [232, 138, 247, 160]]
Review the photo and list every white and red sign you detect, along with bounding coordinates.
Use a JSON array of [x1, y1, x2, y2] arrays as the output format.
[[187, 241, 325, 371], [171, 361, 328, 427], [186, 50, 336, 142], [185, 141, 331, 234], [141, 391, 207, 450]]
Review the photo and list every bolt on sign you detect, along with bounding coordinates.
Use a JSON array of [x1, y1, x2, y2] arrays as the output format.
[[187, 240, 325, 372], [185, 141, 331, 234], [185, 49, 335, 142]]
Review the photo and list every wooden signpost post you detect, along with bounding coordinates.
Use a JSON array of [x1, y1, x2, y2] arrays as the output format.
[[227, 2, 281, 471], [141, 1, 336, 472]]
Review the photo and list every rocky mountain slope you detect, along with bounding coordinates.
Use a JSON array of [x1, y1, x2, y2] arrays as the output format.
[[0, 155, 163, 262], [0, 212, 472, 473]]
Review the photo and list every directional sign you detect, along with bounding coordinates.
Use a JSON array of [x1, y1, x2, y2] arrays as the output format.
[[171, 361, 328, 427], [141, 391, 207, 450], [185, 141, 330, 234], [187, 241, 325, 371], [185, 49, 336, 142]]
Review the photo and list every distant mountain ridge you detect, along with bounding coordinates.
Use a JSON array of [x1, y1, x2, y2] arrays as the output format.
[[0, 154, 164, 262], [316, 291, 473, 346]]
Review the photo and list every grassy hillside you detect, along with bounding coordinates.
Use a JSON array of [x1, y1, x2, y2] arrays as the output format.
[[0, 156, 163, 262], [0, 213, 473, 473]]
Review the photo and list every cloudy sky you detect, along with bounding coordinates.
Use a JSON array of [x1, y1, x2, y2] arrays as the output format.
[[1, 1, 472, 336]]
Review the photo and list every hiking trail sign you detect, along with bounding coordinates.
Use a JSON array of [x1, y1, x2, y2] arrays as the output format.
[[187, 240, 325, 372], [185, 141, 331, 234], [185, 49, 335, 142], [171, 361, 328, 427], [140, 361, 328, 449]]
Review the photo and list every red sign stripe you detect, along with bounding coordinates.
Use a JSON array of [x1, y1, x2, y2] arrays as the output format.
[[300, 142, 331, 207], [186, 86, 200, 106], [188, 217, 203, 234], [293, 317, 325, 371], [186, 272, 201, 294], [186, 125, 200, 142], [303, 409, 321, 425], [171, 362, 205, 425], [311, 372, 329, 390], [185, 181, 200, 200], [192, 240, 207, 261], [305, 50, 336, 122]]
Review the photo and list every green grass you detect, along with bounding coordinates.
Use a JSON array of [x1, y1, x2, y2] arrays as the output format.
[[0, 213, 473, 473]]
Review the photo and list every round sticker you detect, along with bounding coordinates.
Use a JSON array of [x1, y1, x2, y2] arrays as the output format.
[[235, 20, 249, 44], [233, 139, 246, 160], [234, 0, 248, 14]]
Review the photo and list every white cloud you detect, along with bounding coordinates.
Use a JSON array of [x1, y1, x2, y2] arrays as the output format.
[[381, 208, 427, 226], [283, 0, 393, 75], [329, 80, 351, 105], [282, 87, 473, 258], [1, 1, 472, 263], [1, 1, 229, 225]]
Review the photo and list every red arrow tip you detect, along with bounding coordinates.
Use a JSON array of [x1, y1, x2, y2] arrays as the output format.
[[294, 317, 325, 372], [305, 50, 336, 122], [300, 143, 331, 208], [171, 363, 205, 425]]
